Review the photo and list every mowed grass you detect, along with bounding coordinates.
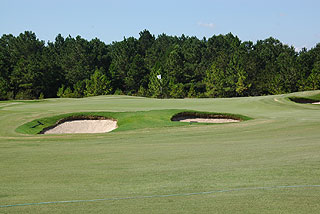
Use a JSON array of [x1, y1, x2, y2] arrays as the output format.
[[0, 91, 320, 213]]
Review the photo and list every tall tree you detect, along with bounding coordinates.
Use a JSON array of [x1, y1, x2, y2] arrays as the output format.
[[85, 69, 112, 96], [109, 37, 138, 92], [7, 31, 45, 99], [138, 29, 155, 57], [148, 68, 162, 98], [204, 63, 225, 97], [306, 61, 320, 90]]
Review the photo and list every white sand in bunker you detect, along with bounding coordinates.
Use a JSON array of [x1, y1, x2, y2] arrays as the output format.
[[43, 120, 117, 134], [175, 117, 240, 123], [312, 102, 320, 104]]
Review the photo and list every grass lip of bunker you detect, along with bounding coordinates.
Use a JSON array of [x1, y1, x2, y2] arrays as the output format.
[[288, 94, 320, 104], [171, 111, 248, 124], [40, 115, 117, 134]]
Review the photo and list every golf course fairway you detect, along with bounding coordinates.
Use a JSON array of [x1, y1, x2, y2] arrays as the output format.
[[1, 91, 320, 213]]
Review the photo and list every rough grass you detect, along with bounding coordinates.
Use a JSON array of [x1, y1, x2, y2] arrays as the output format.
[[1, 91, 320, 213]]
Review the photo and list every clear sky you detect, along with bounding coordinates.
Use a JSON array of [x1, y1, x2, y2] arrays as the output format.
[[1, 0, 320, 50]]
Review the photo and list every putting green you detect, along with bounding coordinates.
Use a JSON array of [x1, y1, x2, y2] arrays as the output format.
[[1, 91, 320, 213]]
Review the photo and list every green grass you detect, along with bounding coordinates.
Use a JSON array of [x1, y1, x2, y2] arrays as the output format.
[[1, 91, 320, 213]]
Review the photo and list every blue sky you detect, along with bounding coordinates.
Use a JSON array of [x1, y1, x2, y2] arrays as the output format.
[[1, 0, 320, 50]]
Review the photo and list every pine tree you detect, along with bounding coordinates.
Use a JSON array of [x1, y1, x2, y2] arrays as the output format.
[[148, 68, 162, 98]]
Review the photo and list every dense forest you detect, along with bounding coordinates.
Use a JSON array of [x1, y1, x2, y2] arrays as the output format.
[[0, 30, 320, 100]]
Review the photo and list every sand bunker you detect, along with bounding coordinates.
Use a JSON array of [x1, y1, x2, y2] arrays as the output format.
[[289, 97, 320, 104], [43, 119, 117, 134], [171, 112, 241, 124], [175, 117, 240, 123]]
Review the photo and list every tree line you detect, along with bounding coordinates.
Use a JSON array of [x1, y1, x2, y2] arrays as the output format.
[[0, 30, 320, 100]]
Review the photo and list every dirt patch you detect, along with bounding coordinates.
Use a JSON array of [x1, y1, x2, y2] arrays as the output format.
[[171, 112, 241, 124]]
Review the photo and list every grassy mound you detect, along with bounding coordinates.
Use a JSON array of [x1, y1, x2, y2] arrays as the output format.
[[16, 110, 251, 135]]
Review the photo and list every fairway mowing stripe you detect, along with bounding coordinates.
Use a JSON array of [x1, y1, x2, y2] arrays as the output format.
[[1, 185, 320, 208]]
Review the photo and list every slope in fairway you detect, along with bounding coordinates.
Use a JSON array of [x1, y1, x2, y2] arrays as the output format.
[[0, 91, 320, 213]]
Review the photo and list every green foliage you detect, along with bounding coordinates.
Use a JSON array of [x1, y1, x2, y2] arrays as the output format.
[[63, 87, 74, 98], [169, 82, 185, 98], [14, 89, 36, 100], [39, 92, 44, 99], [268, 74, 285, 95], [85, 69, 111, 96], [166, 45, 185, 84], [230, 52, 251, 96], [305, 61, 320, 90], [1, 30, 320, 100], [113, 88, 123, 95], [137, 85, 148, 97], [56, 85, 75, 98], [0, 77, 9, 100], [125, 54, 148, 93], [73, 80, 86, 98], [187, 84, 197, 98], [236, 69, 251, 96], [204, 63, 224, 97], [148, 68, 162, 98], [57, 85, 65, 97]]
